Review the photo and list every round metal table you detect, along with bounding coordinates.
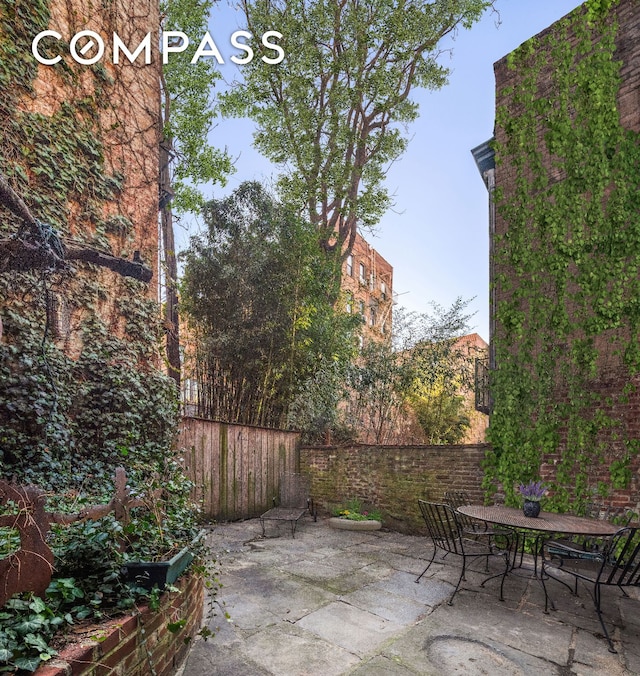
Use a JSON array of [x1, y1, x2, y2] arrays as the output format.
[[457, 504, 620, 536], [457, 504, 620, 578]]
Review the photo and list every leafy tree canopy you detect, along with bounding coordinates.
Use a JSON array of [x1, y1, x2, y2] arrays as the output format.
[[222, 0, 494, 257], [161, 0, 233, 212], [180, 181, 358, 427], [289, 298, 480, 444]]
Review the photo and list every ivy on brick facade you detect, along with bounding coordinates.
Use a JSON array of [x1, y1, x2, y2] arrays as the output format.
[[486, 0, 640, 511]]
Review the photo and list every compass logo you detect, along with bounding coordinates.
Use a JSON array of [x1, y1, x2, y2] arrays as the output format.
[[32, 30, 285, 66]]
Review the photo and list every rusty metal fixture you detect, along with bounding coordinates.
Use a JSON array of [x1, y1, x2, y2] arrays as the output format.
[[0, 481, 55, 607], [0, 468, 160, 607]]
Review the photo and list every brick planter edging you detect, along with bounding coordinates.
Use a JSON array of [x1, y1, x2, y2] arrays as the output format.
[[34, 572, 204, 676]]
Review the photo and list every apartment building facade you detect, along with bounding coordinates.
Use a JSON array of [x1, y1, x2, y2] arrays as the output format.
[[341, 231, 394, 344]]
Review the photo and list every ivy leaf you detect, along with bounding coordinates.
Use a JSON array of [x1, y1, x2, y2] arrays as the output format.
[[28, 598, 46, 614], [167, 619, 187, 634], [15, 619, 44, 634], [22, 633, 49, 652], [14, 656, 42, 672]]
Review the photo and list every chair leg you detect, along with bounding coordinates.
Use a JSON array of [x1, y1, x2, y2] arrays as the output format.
[[449, 557, 466, 605], [593, 583, 616, 653], [540, 571, 553, 614], [618, 583, 630, 598], [499, 552, 509, 601], [480, 555, 511, 590], [416, 542, 437, 583]]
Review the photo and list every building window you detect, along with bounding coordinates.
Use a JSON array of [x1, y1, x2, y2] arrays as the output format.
[[345, 294, 353, 314], [381, 321, 386, 335], [358, 300, 365, 317], [346, 254, 353, 277], [358, 334, 364, 350], [369, 307, 376, 327], [380, 281, 387, 300], [359, 262, 366, 285]]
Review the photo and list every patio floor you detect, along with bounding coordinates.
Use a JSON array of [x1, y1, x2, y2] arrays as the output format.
[[179, 517, 640, 675]]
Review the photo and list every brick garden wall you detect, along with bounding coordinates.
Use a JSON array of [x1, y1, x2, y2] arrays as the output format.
[[301, 444, 489, 534], [34, 573, 203, 676]]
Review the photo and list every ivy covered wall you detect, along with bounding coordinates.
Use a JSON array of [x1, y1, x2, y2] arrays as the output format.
[[0, 1, 176, 489], [486, 0, 640, 512]]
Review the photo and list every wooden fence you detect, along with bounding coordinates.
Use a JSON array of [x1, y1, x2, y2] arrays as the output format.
[[178, 417, 301, 521]]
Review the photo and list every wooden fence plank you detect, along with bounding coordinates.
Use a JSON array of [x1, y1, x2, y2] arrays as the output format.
[[177, 418, 300, 521]]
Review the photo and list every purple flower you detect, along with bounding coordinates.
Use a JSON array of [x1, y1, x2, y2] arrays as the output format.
[[518, 480, 547, 501]]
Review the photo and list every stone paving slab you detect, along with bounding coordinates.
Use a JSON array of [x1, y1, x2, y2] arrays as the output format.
[[242, 623, 361, 676], [346, 655, 417, 675], [339, 586, 428, 625], [297, 600, 402, 657], [178, 518, 639, 675], [379, 570, 456, 607]]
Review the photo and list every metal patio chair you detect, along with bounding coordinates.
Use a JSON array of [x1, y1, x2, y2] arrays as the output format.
[[260, 473, 316, 538], [545, 504, 635, 563], [415, 500, 510, 605], [541, 526, 640, 653], [444, 490, 512, 546]]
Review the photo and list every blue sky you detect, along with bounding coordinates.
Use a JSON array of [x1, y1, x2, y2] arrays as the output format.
[[177, 0, 584, 341]]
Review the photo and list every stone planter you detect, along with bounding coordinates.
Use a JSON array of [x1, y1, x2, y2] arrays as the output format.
[[328, 517, 381, 531]]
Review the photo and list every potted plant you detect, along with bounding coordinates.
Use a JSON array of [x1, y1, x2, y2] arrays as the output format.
[[329, 498, 382, 531], [122, 459, 205, 589], [124, 530, 205, 590], [518, 480, 547, 518]]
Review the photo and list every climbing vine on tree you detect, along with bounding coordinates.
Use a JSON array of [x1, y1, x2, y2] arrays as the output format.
[[486, 0, 640, 510]]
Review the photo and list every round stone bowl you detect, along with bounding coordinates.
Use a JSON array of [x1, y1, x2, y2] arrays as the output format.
[[328, 517, 382, 531]]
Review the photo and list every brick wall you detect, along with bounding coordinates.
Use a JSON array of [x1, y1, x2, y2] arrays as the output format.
[[492, 0, 640, 506], [301, 444, 489, 534], [16, 0, 161, 357], [35, 573, 203, 676]]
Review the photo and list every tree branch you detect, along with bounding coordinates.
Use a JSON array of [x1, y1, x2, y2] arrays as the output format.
[[0, 171, 153, 282]]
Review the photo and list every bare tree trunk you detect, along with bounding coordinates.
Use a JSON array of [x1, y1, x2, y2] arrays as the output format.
[[159, 140, 180, 389]]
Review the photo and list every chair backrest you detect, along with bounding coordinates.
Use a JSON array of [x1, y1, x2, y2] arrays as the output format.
[[600, 527, 640, 587], [279, 473, 310, 509], [444, 490, 476, 531], [584, 503, 614, 521], [418, 500, 464, 555], [444, 490, 471, 510]]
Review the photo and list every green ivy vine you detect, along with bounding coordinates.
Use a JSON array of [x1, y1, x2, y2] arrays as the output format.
[[0, 0, 177, 492], [486, 0, 640, 511], [0, 5, 211, 671]]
